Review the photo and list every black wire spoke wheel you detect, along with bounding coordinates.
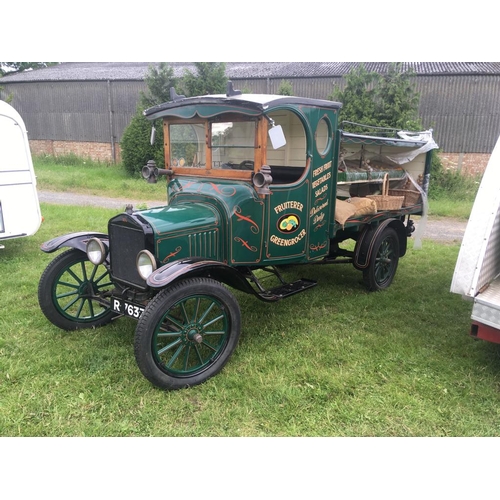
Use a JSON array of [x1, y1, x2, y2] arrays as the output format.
[[134, 277, 241, 390], [38, 248, 116, 330], [363, 227, 400, 291]]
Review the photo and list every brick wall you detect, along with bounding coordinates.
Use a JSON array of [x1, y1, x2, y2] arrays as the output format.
[[29, 140, 122, 164], [438, 152, 490, 177]]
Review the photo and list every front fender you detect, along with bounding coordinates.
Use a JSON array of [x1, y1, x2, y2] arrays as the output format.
[[41, 232, 109, 254], [147, 257, 255, 295]]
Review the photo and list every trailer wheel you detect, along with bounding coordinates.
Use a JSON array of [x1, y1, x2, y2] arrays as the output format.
[[38, 248, 116, 330], [134, 277, 241, 390], [363, 227, 400, 291]]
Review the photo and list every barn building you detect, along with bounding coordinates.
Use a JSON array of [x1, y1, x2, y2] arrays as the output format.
[[1, 62, 499, 175]]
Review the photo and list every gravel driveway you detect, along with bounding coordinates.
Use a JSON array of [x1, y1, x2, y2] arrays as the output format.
[[37, 190, 467, 243]]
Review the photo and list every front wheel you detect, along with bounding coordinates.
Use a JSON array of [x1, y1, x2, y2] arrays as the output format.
[[134, 277, 241, 390], [363, 227, 400, 291], [38, 248, 116, 330]]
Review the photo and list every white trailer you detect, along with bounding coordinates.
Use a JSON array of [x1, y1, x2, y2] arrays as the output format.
[[0, 100, 42, 249], [451, 135, 500, 343]]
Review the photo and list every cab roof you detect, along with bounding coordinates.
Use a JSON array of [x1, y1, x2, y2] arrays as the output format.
[[144, 82, 342, 121]]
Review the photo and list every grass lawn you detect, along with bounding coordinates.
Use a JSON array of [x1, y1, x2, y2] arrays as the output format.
[[1, 201, 500, 437], [33, 156, 167, 201]]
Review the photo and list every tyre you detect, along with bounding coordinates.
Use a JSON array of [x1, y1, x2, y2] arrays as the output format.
[[362, 227, 400, 291], [134, 277, 241, 390], [38, 248, 116, 330]]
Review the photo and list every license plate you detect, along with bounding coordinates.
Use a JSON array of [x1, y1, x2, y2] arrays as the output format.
[[112, 297, 145, 319]]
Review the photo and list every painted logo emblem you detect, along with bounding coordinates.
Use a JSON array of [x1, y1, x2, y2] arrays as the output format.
[[278, 214, 300, 234]]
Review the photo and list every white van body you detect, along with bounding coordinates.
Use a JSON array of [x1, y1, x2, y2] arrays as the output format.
[[450, 135, 500, 343], [0, 100, 42, 248]]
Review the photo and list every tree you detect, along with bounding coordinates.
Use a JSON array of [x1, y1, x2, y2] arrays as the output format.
[[329, 63, 421, 133], [277, 80, 294, 96], [374, 63, 421, 130], [140, 62, 178, 109], [329, 64, 379, 131], [0, 62, 58, 76], [180, 62, 227, 97], [331, 63, 446, 191], [121, 63, 178, 175]]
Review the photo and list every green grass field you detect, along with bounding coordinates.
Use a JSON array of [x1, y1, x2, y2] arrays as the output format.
[[1, 156, 494, 438], [33, 156, 166, 201], [2, 200, 500, 437]]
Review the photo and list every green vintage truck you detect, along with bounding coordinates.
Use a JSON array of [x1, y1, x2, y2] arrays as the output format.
[[38, 83, 437, 390]]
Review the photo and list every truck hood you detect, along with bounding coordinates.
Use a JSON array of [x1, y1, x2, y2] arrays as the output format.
[[137, 202, 219, 235]]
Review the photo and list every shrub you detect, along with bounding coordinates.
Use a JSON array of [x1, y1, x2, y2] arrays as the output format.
[[428, 150, 480, 202], [120, 108, 164, 176], [277, 80, 293, 96], [120, 63, 177, 177]]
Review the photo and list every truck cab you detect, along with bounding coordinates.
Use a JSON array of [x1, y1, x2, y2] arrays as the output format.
[[38, 83, 437, 390]]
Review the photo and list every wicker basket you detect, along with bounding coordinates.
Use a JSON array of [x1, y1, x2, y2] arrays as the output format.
[[367, 174, 404, 211], [388, 188, 421, 207]]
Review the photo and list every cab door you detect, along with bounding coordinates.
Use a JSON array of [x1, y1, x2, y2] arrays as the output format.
[[265, 182, 309, 261], [306, 110, 337, 260], [263, 109, 309, 262], [263, 107, 338, 263]]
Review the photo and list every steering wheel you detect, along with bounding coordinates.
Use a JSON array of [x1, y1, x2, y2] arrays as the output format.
[[239, 160, 254, 170]]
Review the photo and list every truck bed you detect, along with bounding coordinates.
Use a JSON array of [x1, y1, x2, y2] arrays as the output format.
[[333, 203, 423, 234]]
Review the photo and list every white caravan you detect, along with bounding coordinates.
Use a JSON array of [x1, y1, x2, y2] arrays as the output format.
[[0, 100, 42, 249], [451, 135, 500, 343]]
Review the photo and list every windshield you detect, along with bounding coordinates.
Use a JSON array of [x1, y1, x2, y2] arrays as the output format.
[[168, 118, 257, 173], [169, 123, 206, 168], [211, 121, 256, 170]]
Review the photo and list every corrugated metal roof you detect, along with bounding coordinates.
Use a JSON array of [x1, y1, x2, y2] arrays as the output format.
[[2, 61, 500, 83]]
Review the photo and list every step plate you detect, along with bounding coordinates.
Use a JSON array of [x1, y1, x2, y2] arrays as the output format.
[[260, 278, 317, 301], [472, 278, 500, 329]]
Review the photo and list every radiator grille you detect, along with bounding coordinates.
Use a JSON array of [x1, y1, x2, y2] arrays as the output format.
[[109, 219, 149, 289]]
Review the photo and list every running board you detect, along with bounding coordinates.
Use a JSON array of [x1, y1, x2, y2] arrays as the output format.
[[258, 278, 317, 302]]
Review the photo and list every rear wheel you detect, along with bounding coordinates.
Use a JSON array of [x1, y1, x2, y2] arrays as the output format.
[[363, 227, 400, 291], [38, 248, 116, 330], [134, 277, 241, 390]]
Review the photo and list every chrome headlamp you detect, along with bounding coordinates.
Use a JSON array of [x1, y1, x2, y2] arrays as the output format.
[[86, 238, 107, 265], [136, 250, 157, 280]]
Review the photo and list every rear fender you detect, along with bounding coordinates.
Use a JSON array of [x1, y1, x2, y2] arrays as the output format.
[[41, 232, 109, 254], [353, 219, 407, 270], [147, 258, 255, 295]]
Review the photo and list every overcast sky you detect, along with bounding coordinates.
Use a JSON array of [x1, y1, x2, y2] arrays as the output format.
[[2, 2, 496, 63]]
